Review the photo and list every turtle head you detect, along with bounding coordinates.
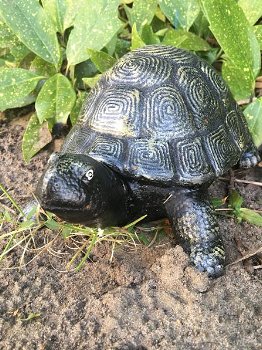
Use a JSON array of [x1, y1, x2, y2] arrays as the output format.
[[36, 153, 127, 226]]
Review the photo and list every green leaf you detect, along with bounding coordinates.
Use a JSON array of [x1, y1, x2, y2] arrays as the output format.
[[229, 190, 243, 212], [35, 73, 76, 126], [0, 0, 61, 67], [211, 197, 226, 208], [115, 38, 131, 58], [238, 0, 262, 26], [105, 34, 118, 56], [70, 91, 87, 125], [222, 61, 254, 101], [158, 0, 200, 30], [30, 56, 57, 78], [131, 23, 145, 50], [254, 25, 262, 49], [20, 312, 41, 322], [128, 0, 158, 30], [74, 59, 98, 90], [124, 215, 147, 229], [45, 218, 61, 231], [87, 49, 116, 73], [0, 21, 17, 48], [82, 75, 102, 88], [244, 97, 262, 147], [42, 0, 76, 34], [10, 42, 31, 62], [163, 28, 210, 51], [239, 208, 262, 227], [61, 226, 73, 238], [191, 11, 210, 38], [200, 0, 260, 99], [0, 21, 30, 63], [0, 68, 42, 111], [140, 24, 160, 45], [22, 113, 52, 163], [66, 0, 122, 66]]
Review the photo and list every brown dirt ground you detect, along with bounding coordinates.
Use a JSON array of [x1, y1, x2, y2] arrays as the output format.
[[0, 114, 261, 350]]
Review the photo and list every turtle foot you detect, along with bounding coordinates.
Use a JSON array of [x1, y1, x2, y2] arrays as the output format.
[[239, 150, 261, 168], [190, 245, 225, 278]]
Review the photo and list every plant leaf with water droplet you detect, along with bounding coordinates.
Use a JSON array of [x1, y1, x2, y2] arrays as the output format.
[[158, 0, 200, 30], [35, 73, 76, 127], [0, 0, 61, 67], [22, 113, 52, 163], [0, 68, 42, 111], [66, 0, 122, 66], [163, 28, 210, 51], [244, 97, 262, 147]]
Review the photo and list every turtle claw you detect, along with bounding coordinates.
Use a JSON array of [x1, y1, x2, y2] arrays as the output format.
[[190, 248, 225, 278], [240, 151, 261, 168]]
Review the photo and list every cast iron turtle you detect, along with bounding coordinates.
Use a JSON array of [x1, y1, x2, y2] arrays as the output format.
[[36, 45, 260, 277]]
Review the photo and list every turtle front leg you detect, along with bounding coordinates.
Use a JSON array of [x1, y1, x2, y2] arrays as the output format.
[[165, 187, 225, 278]]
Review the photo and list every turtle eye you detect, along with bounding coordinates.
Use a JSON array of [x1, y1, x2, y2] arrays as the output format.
[[85, 169, 94, 181]]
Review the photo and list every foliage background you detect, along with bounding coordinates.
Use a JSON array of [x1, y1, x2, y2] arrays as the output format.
[[0, 0, 261, 162]]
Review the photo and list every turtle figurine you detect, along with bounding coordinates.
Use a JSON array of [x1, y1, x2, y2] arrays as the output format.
[[36, 45, 260, 277]]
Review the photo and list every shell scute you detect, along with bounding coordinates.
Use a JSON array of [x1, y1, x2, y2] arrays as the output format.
[[126, 139, 174, 182], [171, 136, 213, 184], [62, 45, 252, 185], [106, 54, 172, 88]]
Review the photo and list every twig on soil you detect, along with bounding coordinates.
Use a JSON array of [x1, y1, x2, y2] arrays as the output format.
[[219, 177, 262, 187], [227, 246, 262, 266], [147, 229, 160, 248], [216, 208, 262, 213]]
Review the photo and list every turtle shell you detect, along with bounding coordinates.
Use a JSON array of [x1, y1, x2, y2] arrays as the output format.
[[61, 45, 252, 185]]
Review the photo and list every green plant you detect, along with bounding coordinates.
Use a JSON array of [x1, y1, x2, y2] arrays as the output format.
[[0, 0, 261, 162], [213, 189, 262, 226], [0, 182, 166, 269]]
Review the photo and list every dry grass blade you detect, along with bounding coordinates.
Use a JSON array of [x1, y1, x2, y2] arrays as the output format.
[[0, 184, 162, 271], [0, 182, 24, 215]]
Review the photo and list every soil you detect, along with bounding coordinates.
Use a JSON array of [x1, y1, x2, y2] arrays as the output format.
[[0, 114, 261, 350]]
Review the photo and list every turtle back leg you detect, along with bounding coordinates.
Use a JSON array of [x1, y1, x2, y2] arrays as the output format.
[[164, 186, 225, 277], [239, 143, 261, 168]]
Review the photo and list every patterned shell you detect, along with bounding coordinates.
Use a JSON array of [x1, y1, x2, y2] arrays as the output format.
[[61, 45, 252, 185]]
